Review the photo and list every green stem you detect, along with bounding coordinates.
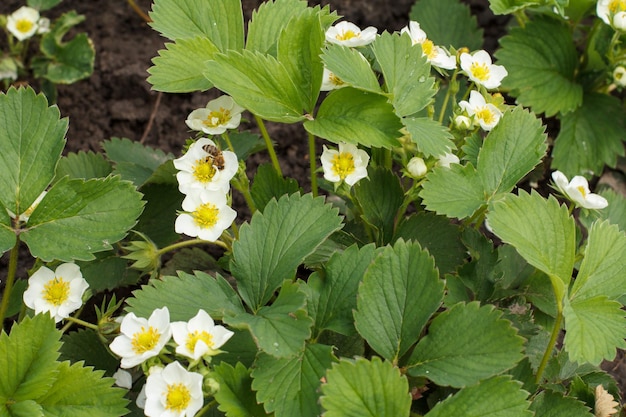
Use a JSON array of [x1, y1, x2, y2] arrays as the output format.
[[0, 237, 20, 325], [221, 132, 236, 154], [254, 115, 282, 177], [195, 400, 217, 417], [308, 131, 318, 197], [156, 238, 228, 257], [64, 315, 99, 331], [535, 301, 563, 384], [438, 69, 459, 124]]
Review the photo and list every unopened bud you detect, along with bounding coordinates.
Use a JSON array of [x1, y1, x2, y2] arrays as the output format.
[[454, 115, 472, 130], [407, 157, 427, 178]]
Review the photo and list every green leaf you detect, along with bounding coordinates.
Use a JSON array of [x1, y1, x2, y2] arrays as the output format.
[[321, 45, 382, 93], [352, 167, 404, 245], [78, 252, 141, 292], [570, 220, 626, 301], [250, 164, 301, 213], [37, 361, 128, 417], [160, 247, 219, 277], [402, 117, 455, 158], [21, 176, 144, 262], [308, 244, 378, 336], [0, 87, 67, 217], [579, 188, 626, 233], [563, 295, 626, 365], [246, 0, 309, 54], [7, 400, 43, 417], [205, 50, 305, 123], [231, 193, 343, 310], [408, 302, 524, 387], [134, 182, 183, 247], [0, 315, 60, 404], [224, 281, 313, 358], [304, 87, 403, 148], [420, 163, 484, 219], [486, 191, 576, 300], [355, 240, 444, 361], [320, 357, 411, 417], [126, 271, 245, 321], [251, 344, 334, 417], [495, 17, 582, 117], [217, 131, 266, 161], [0, 205, 16, 255], [552, 93, 625, 177], [424, 376, 531, 417], [59, 329, 119, 376], [148, 37, 218, 93], [55, 151, 113, 182], [211, 362, 266, 417], [149, 0, 244, 51], [27, 0, 62, 11], [478, 107, 547, 197], [410, 0, 483, 50], [371, 32, 435, 116], [488, 0, 542, 14], [529, 390, 591, 417]]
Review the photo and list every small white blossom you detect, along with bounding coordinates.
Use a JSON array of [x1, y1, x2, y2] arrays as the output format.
[[7, 6, 41, 41], [144, 361, 204, 417], [321, 142, 370, 186], [186, 95, 244, 135], [407, 157, 427, 178], [325, 21, 377, 47], [460, 50, 508, 89], [23, 263, 89, 323], [400, 21, 456, 70], [109, 307, 172, 369], [595, 385, 620, 417], [173, 138, 238, 194], [598, 0, 626, 30], [551, 170, 608, 209], [454, 115, 472, 130], [321, 67, 346, 91], [113, 369, 133, 389], [458, 90, 503, 131], [437, 152, 460, 168], [175, 191, 237, 242], [171, 310, 234, 360], [613, 66, 626, 86]]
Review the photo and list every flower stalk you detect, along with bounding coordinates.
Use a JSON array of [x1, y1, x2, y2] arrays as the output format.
[[0, 238, 20, 324], [254, 114, 283, 177]]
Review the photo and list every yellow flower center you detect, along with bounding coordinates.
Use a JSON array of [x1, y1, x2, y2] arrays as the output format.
[[15, 19, 34, 34], [422, 39, 437, 60], [475, 107, 496, 125], [131, 326, 160, 354], [192, 203, 219, 229], [165, 383, 191, 412], [336, 30, 358, 41], [185, 330, 214, 353], [42, 277, 70, 306], [470, 62, 490, 81], [609, 0, 626, 13], [329, 72, 345, 87], [576, 185, 587, 198], [203, 108, 230, 128], [331, 152, 356, 180], [193, 158, 217, 183]]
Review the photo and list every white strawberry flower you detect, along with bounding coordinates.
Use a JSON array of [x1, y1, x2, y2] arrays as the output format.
[[551, 171, 608, 210], [321, 142, 370, 186], [185, 95, 244, 135], [400, 21, 456, 70], [460, 50, 508, 89], [143, 361, 204, 417], [6, 6, 40, 41], [321, 67, 346, 91], [458, 90, 503, 131], [171, 309, 234, 360], [437, 152, 460, 168], [325, 21, 377, 47], [175, 190, 237, 242], [597, 0, 626, 30]]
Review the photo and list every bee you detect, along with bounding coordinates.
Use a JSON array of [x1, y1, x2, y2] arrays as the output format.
[[202, 144, 226, 170]]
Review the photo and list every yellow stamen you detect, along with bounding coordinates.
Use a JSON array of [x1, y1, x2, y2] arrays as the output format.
[[165, 383, 191, 412], [192, 203, 219, 229], [331, 152, 356, 180], [336, 30, 358, 41], [185, 330, 214, 353], [15, 19, 34, 34], [42, 277, 70, 306], [203, 108, 231, 128], [131, 326, 160, 353], [329, 73, 345, 87], [475, 107, 496, 125], [609, 0, 626, 13], [422, 39, 437, 60], [470, 62, 490, 81], [577, 185, 587, 198], [193, 158, 217, 183]]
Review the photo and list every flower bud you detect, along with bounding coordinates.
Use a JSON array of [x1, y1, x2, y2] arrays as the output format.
[[407, 157, 427, 178], [454, 115, 472, 130], [613, 66, 626, 87]]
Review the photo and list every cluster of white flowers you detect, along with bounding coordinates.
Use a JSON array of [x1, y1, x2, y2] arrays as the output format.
[[173, 96, 243, 241], [110, 307, 234, 417], [320, 142, 370, 186], [6, 6, 50, 41]]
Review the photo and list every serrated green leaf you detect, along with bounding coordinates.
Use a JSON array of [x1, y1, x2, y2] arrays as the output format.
[[102, 137, 173, 187], [0, 315, 60, 403], [486, 191, 575, 300], [488, 0, 542, 14], [320, 357, 411, 417], [552, 93, 625, 177], [231, 193, 343, 310], [321, 45, 381, 94], [148, 37, 218, 93], [149, 0, 244, 51], [205, 50, 305, 123], [355, 240, 444, 361], [134, 182, 183, 247], [371, 32, 435, 116], [213, 330, 259, 369], [478, 107, 547, 196], [59, 329, 119, 376], [224, 281, 313, 358], [126, 271, 245, 321], [7, 400, 43, 417], [579, 188, 626, 232], [251, 344, 334, 417], [250, 164, 301, 213], [408, 302, 524, 387], [496, 17, 582, 117], [410, 0, 483, 50], [246, 0, 309, 55], [352, 167, 404, 245], [78, 251, 141, 292], [211, 362, 266, 417], [402, 117, 455, 158], [420, 163, 484, 219], [424, 376, 531, 417], [0, 87, 67, 217], [304, 87, 403, 148], [563, 296, 626, 365], [529, 390, 591, 417], [394, 212, 466, 275], [55, 151, 113, 182], [37, 361, 128, 417], [308, 244, 378, 336], [21, 176, 144, 262]]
